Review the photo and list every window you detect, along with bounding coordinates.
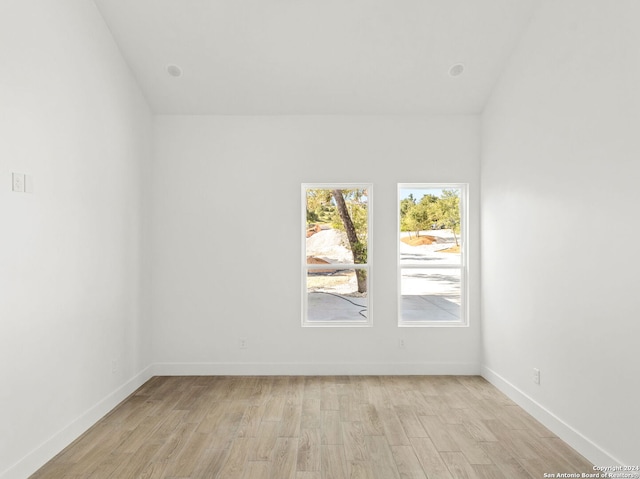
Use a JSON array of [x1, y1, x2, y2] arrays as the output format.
[[398, 184, 467, 326], [302, 184, 371, 327]]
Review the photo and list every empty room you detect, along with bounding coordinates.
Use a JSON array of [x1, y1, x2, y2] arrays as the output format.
[[1, 0, 638, 478]]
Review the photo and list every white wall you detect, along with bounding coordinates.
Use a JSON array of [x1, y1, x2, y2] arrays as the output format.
[[151, 116, 480, 375], [481, 0, 640, 466], [0, 1, 153, 477]]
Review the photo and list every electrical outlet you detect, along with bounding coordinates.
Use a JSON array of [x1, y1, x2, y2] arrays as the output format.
[[533, 368, 540, 385], [12, 173, 25, 193], [239, 338, 248, 349], [399, 339, 406, 349]]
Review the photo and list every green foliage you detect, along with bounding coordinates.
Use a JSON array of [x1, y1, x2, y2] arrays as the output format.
[[306, 187, 369, 255], [400, 194, 415, 219], [306, 189, 334, 225], [406, 202, 431, 236], [307, 188, 368, 233], [435, 189, 460, 231], [352, 240, 367, 264], [344, 191, 368, 240], [399, 189, 461, 242]]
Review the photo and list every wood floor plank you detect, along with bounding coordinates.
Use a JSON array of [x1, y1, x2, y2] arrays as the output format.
[[151, 422, 199, 466], [504, 406, 557, 438], [241, 461, 272, 479], [410, 437, 454, 479], [470, 464, 508, 479], [51, 422, 116, 465], [54, 427, 132, 477], [236, 403, 265, 438], [86, 451, 132, 479], [360, 404, 385, 436], [459, 416, 498, 443], [113, 415, 162, 454], [251, 420, 279, 461], [478, 441, 533, 479], [418, 415, 459, 452], [394, 405, 429, 438], [302, 397, 322, 429], [365, 436, 401, 479], [470, 400, 504, 421], [271, 437, 298, 479], [544, 437, 593, 471], [189, 443, 231, 479], [443, 392, 474, 410], [347, 461, 376, 479], [440, 451, 480, 479], [297, 472, 322, 479], [29, 462, 77, 479], [321, 444, 348, 479], [518, 457, 560, 479], [339, 391, 361, 422], [280, 401, 303, 437], [379, 407, 411, 446], [297, 428, 322, 472], [105, 441, 163, 479], [321, 410, 343, 445], [385, 378, 414, 407], [321, 383, 340, 411], [390, 445, 428, 479], [29, 376, 595, 479], [342, 421, 368, 461], [163, 431, 214, 477], [507, 429, 580, 472], [194, 401, 229, 434], [212, 436, 254, 479], [405, 390, 438, 416], [365, 377, 393, 409], [263, 394, 286, 422], [348, 377, 368, 404], [445, 424, 492, 465], [423, 393, 454, 415]]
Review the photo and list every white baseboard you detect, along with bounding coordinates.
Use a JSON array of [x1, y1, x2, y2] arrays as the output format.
[[1, 366, 154, 479], [481, 365, 622, 467], [150, 361, 480, 376]]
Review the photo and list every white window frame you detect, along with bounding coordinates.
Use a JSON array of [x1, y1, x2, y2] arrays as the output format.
[[302, 183, 372, 328], [397, 183, 468, 327]]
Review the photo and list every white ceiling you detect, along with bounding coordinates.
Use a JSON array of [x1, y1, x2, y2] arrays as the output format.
[[93, 0, 538, 115]]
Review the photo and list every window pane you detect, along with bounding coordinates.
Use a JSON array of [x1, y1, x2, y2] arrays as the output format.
[[303, 184, 371, 326], [306, 188, 369, 265], [399, 231, 461, 266], [400, 268, 460, 322], [399, 187, 461, 266], [307, 269, 368, 322]]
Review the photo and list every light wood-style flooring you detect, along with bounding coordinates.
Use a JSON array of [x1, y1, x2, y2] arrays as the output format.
[[31, 376, 593, 478]]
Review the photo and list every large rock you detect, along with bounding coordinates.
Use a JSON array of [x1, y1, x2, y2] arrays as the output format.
[[305, 229, 353, 264]]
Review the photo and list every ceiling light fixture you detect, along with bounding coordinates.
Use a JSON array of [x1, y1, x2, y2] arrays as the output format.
[[448, 63, 465, 77], [167, 64, 183, 77]]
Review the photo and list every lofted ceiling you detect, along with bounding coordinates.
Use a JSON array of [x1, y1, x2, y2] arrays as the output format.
[[93, 0, 538, 115]]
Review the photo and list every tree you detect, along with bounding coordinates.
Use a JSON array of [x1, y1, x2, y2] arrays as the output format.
[[400, 194, 415, 218], [404, 194, 438, 237], [400, 194, 417, 237], [332, 189, 367, 293], [435, 189, 461, 246], [306, 189, 334, 224]]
